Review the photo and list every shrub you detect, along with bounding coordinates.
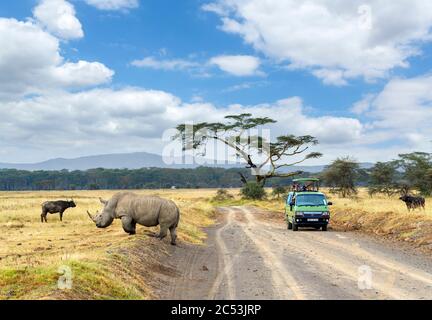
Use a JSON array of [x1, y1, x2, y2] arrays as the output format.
[[241, 182, 266, 200], [212, 189, 234, 201], [272, 186, 288, 199]]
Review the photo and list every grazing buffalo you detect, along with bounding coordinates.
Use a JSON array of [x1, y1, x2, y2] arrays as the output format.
[[41, 200, 76, 222], [87, 192, 180, 245], [399, 195, 426, 211]]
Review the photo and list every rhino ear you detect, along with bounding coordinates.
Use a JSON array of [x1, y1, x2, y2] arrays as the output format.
[[99, 198, 108, 205]]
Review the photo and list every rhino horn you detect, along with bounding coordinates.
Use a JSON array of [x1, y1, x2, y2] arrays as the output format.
[[87, 210, 97, 223]]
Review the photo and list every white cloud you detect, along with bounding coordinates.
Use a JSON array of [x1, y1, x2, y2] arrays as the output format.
[[235, 98, 363, 145], [201, 3, 229, 16], [131, 56, 200, 71], [224, 82, 253, 92], [351, 94, 375, 115], [357, 75, 432, 131], [33, 0, 84, 40], [2, 0, 431, 165], [204, 0, 432, 84], [351, 74, 432, 155], [4, 71, 431, 164], [131, 54, 263, 77], [209, 55, 262, 76], [223, 81, 269, 92], [84, 0, 139, 11], [0, 88, 363, 163], [312, 69, 348, 86], [0, 18, 113, 100], [52, 60, 114, 88]]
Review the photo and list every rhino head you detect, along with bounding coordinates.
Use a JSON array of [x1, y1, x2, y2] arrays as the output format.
[[87, 197, 115, 228]]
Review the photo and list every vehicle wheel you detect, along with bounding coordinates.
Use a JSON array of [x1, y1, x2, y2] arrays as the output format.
[[287, 220, 293, 230], [322, 225, 328, 231], [293, 222, 299, 232]]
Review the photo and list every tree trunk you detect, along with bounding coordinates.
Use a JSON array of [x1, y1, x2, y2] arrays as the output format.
[[256, 175, 267, 187]]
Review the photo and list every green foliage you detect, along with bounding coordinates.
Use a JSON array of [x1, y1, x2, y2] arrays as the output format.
[[0, 167, 308, 191], [88, 183, 100, 190], [368, 153, 432, 196], [174, 113, 322, 187], [397, 152, 432, 196], [241, 182, 266, 200], [212, 189, 234, 201], [321, 157, 360, 198], [272, 185, 288, 199], [368, 161, 401, 197]]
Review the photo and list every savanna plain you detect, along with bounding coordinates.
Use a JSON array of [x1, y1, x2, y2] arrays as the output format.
[[1, 189, 431, 300]]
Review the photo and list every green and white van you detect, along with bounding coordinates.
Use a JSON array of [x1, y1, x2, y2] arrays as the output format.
[[285, 178, 333, 231]]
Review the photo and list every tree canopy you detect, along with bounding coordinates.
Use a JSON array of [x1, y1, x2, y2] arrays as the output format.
[[321, 157, 361, 198], [0, 167, 310, 191], [174, 113, 322, 186], [368, 161, 401, 196], [396, 152, 432, 196]]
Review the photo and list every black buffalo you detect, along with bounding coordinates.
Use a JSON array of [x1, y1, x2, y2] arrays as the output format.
[[399, 195, 426, 211], [41, 200, 76, 222]]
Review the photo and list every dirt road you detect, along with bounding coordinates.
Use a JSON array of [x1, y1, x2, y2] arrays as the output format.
[[158, 206, 432, 300]]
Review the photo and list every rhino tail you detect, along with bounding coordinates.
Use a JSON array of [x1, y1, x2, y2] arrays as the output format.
[[175, 207, 180, 228]]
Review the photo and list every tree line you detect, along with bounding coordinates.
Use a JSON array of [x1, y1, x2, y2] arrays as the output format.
[[320, 152, 432, 197], [251, 152, 432, 201], [0, 167, 311, 191], [1, 110, 429, 195], [0, 152, 429, 195]]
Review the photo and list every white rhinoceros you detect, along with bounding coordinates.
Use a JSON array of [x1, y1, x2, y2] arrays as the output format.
[[88, 192, 180, 245]]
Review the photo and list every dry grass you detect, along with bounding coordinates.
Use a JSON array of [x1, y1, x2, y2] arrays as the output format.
[[2, 187, 431, 300], [215, 188, 432, 251], [0, 189, 217, 300], [327, 189, 432, 248]]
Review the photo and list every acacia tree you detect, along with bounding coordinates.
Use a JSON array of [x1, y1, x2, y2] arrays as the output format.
[[321, 157, 360, 198], [397, 152, 432, 196], [174, 114, 322, 187], [368, 161, 400, 197]]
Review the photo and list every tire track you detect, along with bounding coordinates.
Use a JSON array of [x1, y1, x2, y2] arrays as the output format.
[[247, 207, 432, 299], [237, 207, 308, 299], [160, 206, 432, 300], [302, 231, 432, 287], [207, 208, 236, 299]]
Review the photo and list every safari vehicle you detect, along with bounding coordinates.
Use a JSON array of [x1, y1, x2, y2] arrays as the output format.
[[285, 178, 332, 231]]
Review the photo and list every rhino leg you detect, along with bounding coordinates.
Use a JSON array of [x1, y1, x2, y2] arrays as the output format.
[[121, 216, 136, 235], [157, 226, 168, 240], [169, 226, 177, 246]]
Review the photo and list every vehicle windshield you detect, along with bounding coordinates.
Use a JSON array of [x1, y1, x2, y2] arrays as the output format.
[[295, 194, 327, 206]]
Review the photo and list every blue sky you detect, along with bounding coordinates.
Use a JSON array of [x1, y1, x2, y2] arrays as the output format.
[[1, 0, 386, 109], [1, 0, 432, 164]]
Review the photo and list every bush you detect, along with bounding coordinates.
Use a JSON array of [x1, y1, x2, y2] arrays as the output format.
[[213, 189, 234, 201], [241, 182, 266, 200], [272, 186, 288, 199]]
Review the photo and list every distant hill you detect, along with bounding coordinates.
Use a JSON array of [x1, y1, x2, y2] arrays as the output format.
[[0, 152, 374, 172], [0, 152, 180, 171]]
